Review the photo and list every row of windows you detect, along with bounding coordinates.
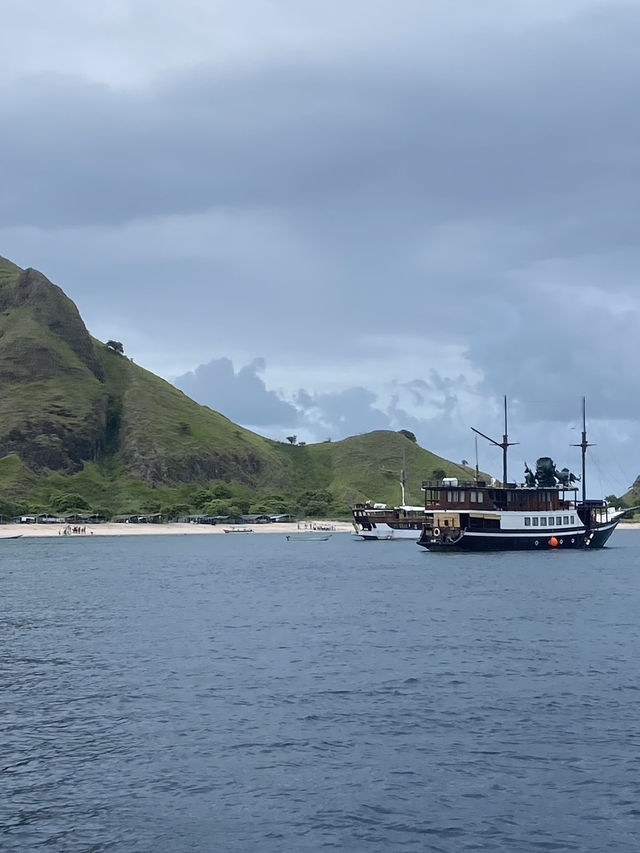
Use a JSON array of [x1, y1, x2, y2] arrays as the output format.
[[508, 490, 555, 503], [446, 490, 485, 503], [524, 515, 575, 527]]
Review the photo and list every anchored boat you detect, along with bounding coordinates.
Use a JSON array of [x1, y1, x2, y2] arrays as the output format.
[[417, 398, 631, 552], [286, 532, 332, 541], [352, 467, 426, 540], [352, 503, 425, 540]]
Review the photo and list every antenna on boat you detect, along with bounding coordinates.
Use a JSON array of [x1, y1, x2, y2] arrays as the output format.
[[400, 466, 407, 505], [571, 396, 593, 502], [474, 434, 479, 484], [471, 395, 519, 486]]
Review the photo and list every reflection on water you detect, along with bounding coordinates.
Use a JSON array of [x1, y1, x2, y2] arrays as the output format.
[[2, 532, 640, 851]]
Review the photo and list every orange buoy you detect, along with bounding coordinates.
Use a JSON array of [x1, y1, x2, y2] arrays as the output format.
[[549, 536, 559, 547]]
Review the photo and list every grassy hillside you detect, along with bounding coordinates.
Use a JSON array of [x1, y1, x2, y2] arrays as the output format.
[[9, 430, 473, 518], [93, 341, 290, 488], [319, 431, 475, 506], [0, 256, 487, 517]]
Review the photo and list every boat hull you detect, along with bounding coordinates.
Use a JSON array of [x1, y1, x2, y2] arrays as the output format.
[[286, 533, 332, 541], [352, 530, 418, 541], [418, 520, 619, 552]]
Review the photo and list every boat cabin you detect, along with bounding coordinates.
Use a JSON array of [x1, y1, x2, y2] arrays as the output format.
[[421, 477, 579, 514]]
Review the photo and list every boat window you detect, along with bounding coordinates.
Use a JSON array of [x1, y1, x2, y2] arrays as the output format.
[[458, 491, 465, 502], [470, 491, 476, 502], [477, 492, 483, 503], [532, 517, 539, 526], [570, 515, 575, 524], [556, 516, 562, 525], [540, 517, 547, 526], [524, 517, 531, 526], [548, 517, 554, 525], [447, 491, 453, 503], [563, 516, 569, 524]]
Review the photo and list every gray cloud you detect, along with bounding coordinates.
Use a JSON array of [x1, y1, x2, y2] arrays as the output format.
[[294, 386, 392, 439], [174, 357, 298, 427], [1, 0, 640, 493]]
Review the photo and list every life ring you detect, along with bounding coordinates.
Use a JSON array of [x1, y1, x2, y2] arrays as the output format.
[[433, 527, 441, 537]]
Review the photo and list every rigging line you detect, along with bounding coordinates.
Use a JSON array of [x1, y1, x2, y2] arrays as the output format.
[[587, 453, 607, 499], [588, 446, 630, 497], [586, 423, 636, 493]]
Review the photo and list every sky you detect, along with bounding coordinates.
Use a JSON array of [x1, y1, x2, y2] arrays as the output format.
[[2, 0, 639, 497]]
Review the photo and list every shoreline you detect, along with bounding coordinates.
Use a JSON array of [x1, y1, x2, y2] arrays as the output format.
[[2, 521, 639, 539], [0, 520, 355, 538]]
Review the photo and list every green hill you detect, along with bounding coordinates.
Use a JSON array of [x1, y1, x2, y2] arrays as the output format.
[[0, 256, 480, 518]]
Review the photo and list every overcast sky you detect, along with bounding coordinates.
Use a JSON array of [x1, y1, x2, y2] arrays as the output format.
[[2, 0, 639, 496]]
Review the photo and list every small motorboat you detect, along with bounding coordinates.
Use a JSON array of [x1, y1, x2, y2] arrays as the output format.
[[286, 533, 332, 541]]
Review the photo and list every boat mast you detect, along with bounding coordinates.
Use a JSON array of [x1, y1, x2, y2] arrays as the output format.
[[400, 468, 407, 505], [474, 435, 479, 484], [571, 396, 593, 502], [471, 395, 519, 486]]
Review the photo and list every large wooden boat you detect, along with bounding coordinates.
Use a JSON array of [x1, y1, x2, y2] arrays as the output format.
[[352, 503, 425, 540], [417, 398, 630, 552], [352, 467, 426, 540]]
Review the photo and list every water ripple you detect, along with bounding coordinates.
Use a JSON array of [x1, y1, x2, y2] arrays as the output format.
[[2, 533, 640, 851]]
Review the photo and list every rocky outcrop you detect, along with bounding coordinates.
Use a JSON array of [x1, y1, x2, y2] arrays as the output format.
[[8, 267, 104, 382], [1, 395, 108, 473]]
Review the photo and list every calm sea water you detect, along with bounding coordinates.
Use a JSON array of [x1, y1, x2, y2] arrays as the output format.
[[2, 530, 640, 852]]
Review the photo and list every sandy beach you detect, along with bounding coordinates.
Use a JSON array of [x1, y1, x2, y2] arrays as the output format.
[[0, 520, 355, 538], [3, 520, 638, 539]]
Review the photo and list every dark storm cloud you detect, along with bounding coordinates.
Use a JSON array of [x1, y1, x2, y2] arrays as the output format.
[[1, 2, 640, 235], [2, 0, 640, 491], [175, 357, 298, 427]]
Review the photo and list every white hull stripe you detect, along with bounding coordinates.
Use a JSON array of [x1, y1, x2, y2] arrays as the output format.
[[460, 524, 616, 539]]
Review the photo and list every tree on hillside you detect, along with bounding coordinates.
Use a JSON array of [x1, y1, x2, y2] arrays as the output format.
[[162, 503, 191, 520], [398, 429, 417, 442], [203, 499, 232, 516], [461, 459, 469, 467], [106, 340, 125, 355], [296, 489, 333, 518], [52, 492, 91, 512], [211, 483, 233, 500], [286, 435, 297, 445], [190, 488, 212, 510], [606, 494, 628, 507]]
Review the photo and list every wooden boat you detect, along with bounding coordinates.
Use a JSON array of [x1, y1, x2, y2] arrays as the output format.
[[352, 467, 424, 540], [417, 398, 632, 552], [286, 532, 332, 541], [352, 504, 424, 540]]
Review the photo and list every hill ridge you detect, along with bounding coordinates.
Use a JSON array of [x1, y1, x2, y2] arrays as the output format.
[[0, 255, 476, 516]]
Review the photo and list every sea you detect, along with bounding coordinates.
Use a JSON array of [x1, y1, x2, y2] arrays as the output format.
[[2, 530, 640, 852]]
